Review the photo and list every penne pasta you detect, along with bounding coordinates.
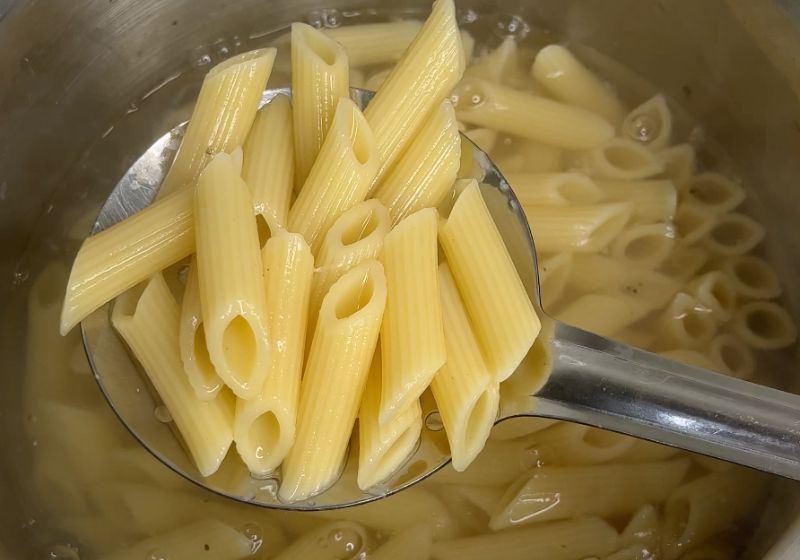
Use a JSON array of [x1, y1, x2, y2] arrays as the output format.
[[324, 21, 423, 67], [364, 0, 464, 181], [659, 246, 710, 282], [291, 23, 350, 186], [657, 143, 696, 191], [684, 172, 746, 215], [60, 187, 194, 335], [702, 212, 765, 256], [531, 44, 626, 127], [610, 222, 676, 270], [288, 98, 379, 253], [525, 422, 636, 466], [279, 260, 386, 502], [490, 459, 690, 529], [732, 300, 798, 350], [674, 202, 717, 246], [440, 181, 541, 382], [432, 263, 500, 471], [707, 334, 756, 379], [373, 100, 460, 224], [655, 293, 717, 350], [379, 209, 445, 425], [158, 49, 276, 198], [507, 172, 603, 206], [194, 153, 270, 399], [454, 78, 614, 150], [720, 254, 782, 300], [595, 179, 678, 222], [242, 93, 294, 229], [571, 138, 665, 180], [464, 37, 527, 87], [686, 271, 737, 322], [111, 274, 234, 477], [622, 94, 673, 150], [524, 202, 632, 254], [537, 252, 573, 311], [233, 231, 314, 475], [464, 127, 498, 154], [272, 521, 371, 560], [557, 293, 652, 338]]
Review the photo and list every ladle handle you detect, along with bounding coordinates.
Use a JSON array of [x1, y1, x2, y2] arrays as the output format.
[[531, 320, 800, 480]]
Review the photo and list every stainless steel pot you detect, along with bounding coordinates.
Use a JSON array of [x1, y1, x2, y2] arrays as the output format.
[[2, 0, 800, 557]]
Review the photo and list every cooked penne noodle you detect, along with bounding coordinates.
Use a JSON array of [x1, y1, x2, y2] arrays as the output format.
[[622, 94, 673, 151], [684, 172, 746, 215], [454, 78, 614, 150], [242, 93, 294, 229], [686, 271, 737, 321], [659, 246, 710, 282], [179, 259, 223, 400], [490, 459, 690, 529], [674, 202, 717, 246], [595, 179, 678, 222], [465, 37, 527, 87], [440, 181, 541, 382], [464, 127, 498, 154], [571, 138, 665, 180], [507, 172, 603, 206], [373, 100, 460, 223], [111, 274, 234, 477], [557, 293, 652, 338], [364, 0, 464, 180], [531, 44, 626, 127], [158, 49, 276, 198], [707, 334, 756, 379], [514, 139, 564, 173], [431, 517, 619, 560], [720, 254, 782, 300], [379, 208, 445, 424], [657, 143, 696, 191], [291, 23, 350, 185], [432, 263, 499, 471], [358, 351, 422, 490], [537, 252, 573, 310], [702, 213, 765, 256], [60, 187, 194, 335], [364, 68, 392, 93], [732, 300, 798, 350], [288, 98, 379, 253], [371, 524, 433, 560], [526, 422, 636, 466], [656, 293, 717, 350], [273, 521, 372, 560], [431, 436, 536, 487], [194, 153, 270, 399], [610, 222, 676, 270], [323, 21, 423, 67], [523, 202, 632, 254], [234, 231, 314, 475], [662, 469, 767, 559], [279, 260, 386, 502]]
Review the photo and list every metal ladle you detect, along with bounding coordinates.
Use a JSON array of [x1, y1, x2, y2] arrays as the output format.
[[82, 87, 800, 511]]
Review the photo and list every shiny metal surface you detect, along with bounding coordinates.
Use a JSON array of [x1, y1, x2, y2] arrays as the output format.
[[2, 0, 800, 555]]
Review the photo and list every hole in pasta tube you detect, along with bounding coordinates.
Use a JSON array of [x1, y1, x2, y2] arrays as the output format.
[[221, 315, 258, 384], [348, 111, 374, 166], [600, 141, 660, 175], [682, 309, 713, 340], [727, 256, 781, 299], [193, 323, 218, 386], [256, 214, 272, 249], [300, 26, 340, 66], [710, 335, 754, 379], [335, 272, 375, 320], [248, 411, 282, 463], [744, 306, 794, 342], [465, 390, 498, 446], [371, 421, 421, 487], [340, 207, 378, 246], [706, 214, 764, 255]]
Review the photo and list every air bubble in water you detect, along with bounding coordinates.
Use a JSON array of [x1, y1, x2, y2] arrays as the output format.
[[12, 267, 29, 287], [191, 46, 213, 67], [154, 405, 172, 423], [458, 8, 478, 24], [306, 10, 324, 29], [328, 527, 363, 559], [425, 411, 444, 431], [627, 114, 658, 144], [213, 39, 231, 58], [145, 550, 169, 560], [46, 544, 80, 560], [240, 523, 263, 554], [492, 14, 530, 40], [321, 8, 343, 28]]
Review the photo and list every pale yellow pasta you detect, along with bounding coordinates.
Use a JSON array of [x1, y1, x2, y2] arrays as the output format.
[[465, 37, 527, 87], [622, 94, 673, 150], [349, 68, 366, 89], [662, 469, 766, 559], [702, 212, 765, 256], [684, 172, 746, 215], [571, 138, 665, 180], [557, 293, 652, 338], [378, 209, 445, 424], [686, 271, 737, 321], [364, 0, 464, 181], [364, 68, 391, 93], [610, 222, 676, 270], [111, 274, 234, 477], [323, 21, 422, 67], [507, 172, 603, 206], [60, 187, 194, 335], [432, 263, 500, 471], [432, 517, 620, 560], [490, 459, 690, 529], [525, 423, 636, 466], [431, 436, 535, 486], [531, 44, 626, 127], [620, 504, 661, 550], [721, 254, 782, 300], [596, 179, 678, 222], [373, 100, 460, 224], [660, 246, 710, 282], [158, 49, 276, 198], [453, 78, 614, 150], [490, 417, 558, 441], [288, 98, 379, 253], [371, 524, 434, 560], [707, 334, 756, 379], [523, 202, 632, 253], [460, 29, 476, 63], [515, 139, 564, 173], [440, 181, 541, 382], [242, 93, 294, 229], [731, 300, 798, 350], [179, 259, 223, 400], [358, 351, 422, 490], [656, 293, 717, 350], [658, 143, 696, 191], [234, 231, 313, 476], [279, 260, 386, 502], [440, 485, 505, 527], [102, 519, 255, 560], [674, 202, 717, 246], [291, 23, 350, 185], [194, 153, 270, 399], [272, 521, 371, 560], [464, 127, 498, 153], [538, 252, 573, 310]]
